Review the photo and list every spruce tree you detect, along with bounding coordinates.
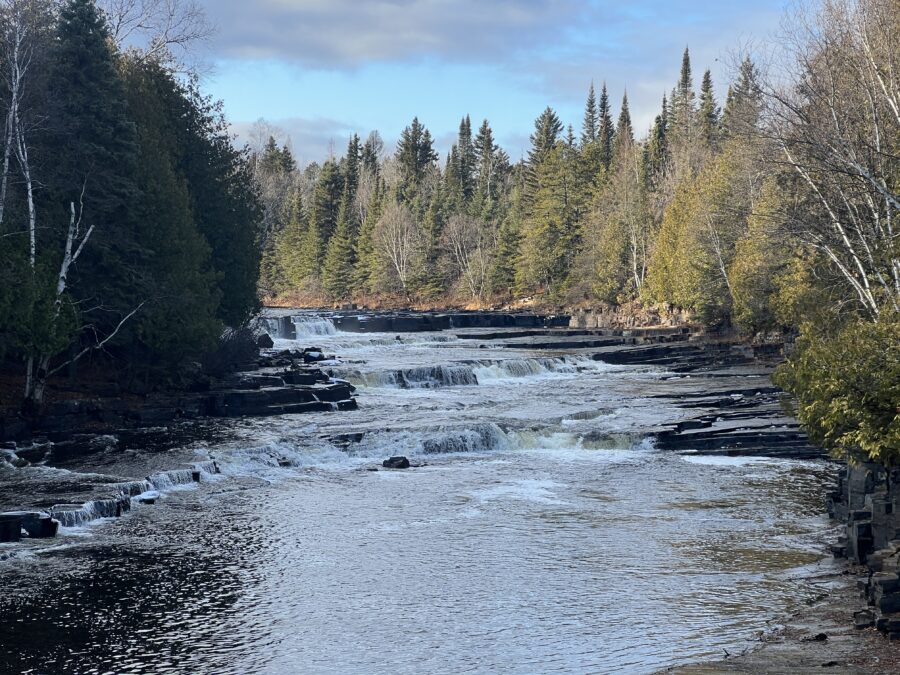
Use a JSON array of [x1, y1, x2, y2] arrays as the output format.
[[597, 82, 616, 172], [176, 80, 263, 325], [615, 92, 634, 149], [122, 57, 221, 369], [275, 189, 310, 290], [698, 69, 720, 148], [474, 119, 498, 202], [322, 135, 361, 299], [353, 178, 385, 293], [670, 46, 696, 139], [49, 0, 142, 336], [528, 107, 563, 167], [457, 115, 476, 202], [581, 83, 599, 146], [307, 159, 344, 274], [396, 117, 437, 203], [643, 94, 669, 188], [722, 58, 761, 137]]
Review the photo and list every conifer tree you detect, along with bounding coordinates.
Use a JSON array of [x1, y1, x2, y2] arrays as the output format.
[[457, 115, 476, 202], [353, 177, 385, 293], [528, 107, 563, 167], [306, 159, 343, 273], [275, 189, 310, 290], [361, 131, 383, 176], [722, 57, 761, 137], [322, 135, 361, 299], [396, 117, 437, 203], [643, 94, 669, 188], [581, 83, 599, 145], [698, 69, 720, 148], [597, 82, 616, 172], [670, 46, 695, 134], [615, 92, 633, 148], [49, 0, 142, 336]]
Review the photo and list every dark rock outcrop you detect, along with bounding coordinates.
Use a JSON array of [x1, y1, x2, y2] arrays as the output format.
[[830, 462, 900, 640], [382, 456, 411, 469]]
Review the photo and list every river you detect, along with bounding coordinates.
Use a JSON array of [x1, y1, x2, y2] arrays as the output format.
[[0, 313, 837, 674]]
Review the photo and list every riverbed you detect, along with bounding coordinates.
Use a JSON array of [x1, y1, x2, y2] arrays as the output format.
[[0, 314, 838, 674]]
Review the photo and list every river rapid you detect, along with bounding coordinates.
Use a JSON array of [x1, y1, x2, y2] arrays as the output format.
[[0, 314, 837, 674]]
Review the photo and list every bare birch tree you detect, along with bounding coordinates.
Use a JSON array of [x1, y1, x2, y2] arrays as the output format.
[[374, 201, 419, 298], [765, 0, 900, 318], [443, 213, 492, 301]]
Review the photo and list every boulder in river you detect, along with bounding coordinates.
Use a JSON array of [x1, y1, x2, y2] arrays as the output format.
[[257, 333, 275, 349], [382, 456, 411, 469], [0, 513, 21, 542]]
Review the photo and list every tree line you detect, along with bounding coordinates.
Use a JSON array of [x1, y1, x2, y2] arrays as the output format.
[[0, 0, 262, 408], [256, 0, 898, 463]]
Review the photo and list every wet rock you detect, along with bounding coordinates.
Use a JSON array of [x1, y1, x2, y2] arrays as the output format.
[[0, 513, 22, 542], [854, 609, 876, 629], [383, 456, 411, 469], [257, 333, 275, 349]]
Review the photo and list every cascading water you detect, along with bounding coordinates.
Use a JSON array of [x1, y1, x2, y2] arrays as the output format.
[[291, 316, 339, 337]]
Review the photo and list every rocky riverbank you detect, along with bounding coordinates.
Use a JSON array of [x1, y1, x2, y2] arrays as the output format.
[[0, 346, 357, 445]]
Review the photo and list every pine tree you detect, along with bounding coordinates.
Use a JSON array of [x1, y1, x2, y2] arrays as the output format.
[[275, 189, 310, 290], [528, 107, 563, 167], [457, 115, 476, 202], [615, 92, 633, 149], [122, 57, 221, 368], [722, 57, 762, 137], [49, 0, 142, 336], [670, 46, 695, 134], [643, 94, 669, 188], [581, 83, 599, 146], [353, 178, 385, 293], [307, 159, 343, 274], [698, 69, 720, 148], [396, 117, 437, 203], [361, 131, 383, 176], [322, 135, 361, 299], [597, 82, 615, 172]]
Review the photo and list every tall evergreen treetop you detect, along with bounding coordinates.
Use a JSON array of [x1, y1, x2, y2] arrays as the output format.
[[597, 82, 616, 171], [361, 130, 383, 176], [722, 57, 762, 136], [582, 83, 598, 146], [396, 116, 437, 200], [670, 46, 696, 134], [698, 69, 720, 147], [614, 92, 633, 152], [528, 107, 563, 166]]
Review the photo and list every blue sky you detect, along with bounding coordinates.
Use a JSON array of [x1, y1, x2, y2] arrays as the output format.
[[197, 0, 788, 164]]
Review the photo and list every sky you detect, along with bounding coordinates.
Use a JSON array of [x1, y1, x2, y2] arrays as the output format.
[[196, 0, 789, 165]]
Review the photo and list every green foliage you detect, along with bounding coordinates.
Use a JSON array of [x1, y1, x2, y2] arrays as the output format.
[[729, 179, 789, 333], [396, 117, 438, 203], [123, 58, 222, 368], [775, 315, 900, 464]]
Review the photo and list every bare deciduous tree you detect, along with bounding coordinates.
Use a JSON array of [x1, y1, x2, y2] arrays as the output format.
[[443, 213, 493, 301], [765, 0, 900, 317], [99, 0, 213, 67], [374, 201, 419, 298]]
